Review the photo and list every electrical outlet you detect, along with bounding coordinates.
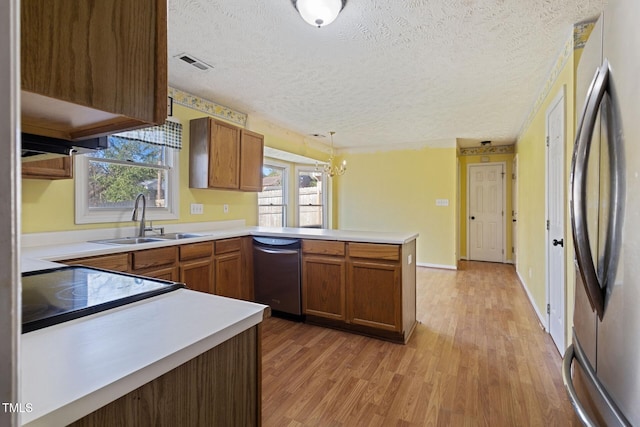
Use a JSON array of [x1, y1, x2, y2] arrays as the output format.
[[190, 203, 203, 215], [223, 204, 229, 214], [436, 199, 449, 206]]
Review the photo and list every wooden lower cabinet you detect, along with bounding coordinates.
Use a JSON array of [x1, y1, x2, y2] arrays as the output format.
[[180, 258, 212, 293], [215, 251, 243, 299], [302, 255, 346, 321], [141, 265, 179, 282], [214, 237, 254, 300], [179, 242, 214, 293], [63, 252, 130, 272], [60, 239, 250, 298], [69, 325, 262, 427], [131, 246, 178, 282], [302, 239, 416, 344], [348, 259, 401, 332]]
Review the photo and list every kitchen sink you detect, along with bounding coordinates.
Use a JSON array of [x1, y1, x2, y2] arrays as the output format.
[[156, 232, 204, 240], [93, 237, 166, 245], [92, 233, 204, 245]]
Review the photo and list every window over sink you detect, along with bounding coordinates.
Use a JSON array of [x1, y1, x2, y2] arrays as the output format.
[[75, 120, 181, 224]]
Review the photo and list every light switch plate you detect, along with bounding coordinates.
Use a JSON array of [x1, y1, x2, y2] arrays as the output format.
[[223, 204, 229, 214], [436, 199, 449, 206], [190, 203, 203, 215]]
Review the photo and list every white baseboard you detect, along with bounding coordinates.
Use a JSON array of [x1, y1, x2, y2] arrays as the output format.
[[417, 262, 457, 270], [516, 269, 548, 330]]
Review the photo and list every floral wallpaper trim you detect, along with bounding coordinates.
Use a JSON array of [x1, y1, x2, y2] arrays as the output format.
[[459, 145, 515, 156], [574, 20, 596, 50], [518, 21, 596, 138], [168, 87, 247, 126]]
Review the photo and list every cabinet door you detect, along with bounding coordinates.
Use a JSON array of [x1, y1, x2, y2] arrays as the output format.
[[22, 157, 73, 180], [348, 260, 401, 332], [239, 130, 264, 191], [210, 120, 240, 189], [21, 0, 167, 139], [63, 253, 130, 273], [131, 246, 177, 271], [180, 258, 214, 294], [142, 266, 179, 282], [215, 251, 243, 299], [302, 255, 346, 321]]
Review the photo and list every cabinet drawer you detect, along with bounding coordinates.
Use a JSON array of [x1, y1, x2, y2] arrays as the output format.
[[180, 242, 213, 261], [132, 246, 178, 271], [302, 240, 345, 256], [215, 238, 242, 254], [348, 243, 399, 261], [64, 253, 130, 272]]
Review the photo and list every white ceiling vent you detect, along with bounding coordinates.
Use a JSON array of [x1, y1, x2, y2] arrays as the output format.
[[174, 53, 212, 71]]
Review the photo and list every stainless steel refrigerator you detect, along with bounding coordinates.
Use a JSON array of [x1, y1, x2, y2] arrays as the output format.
[[563, 0, 640, 425]]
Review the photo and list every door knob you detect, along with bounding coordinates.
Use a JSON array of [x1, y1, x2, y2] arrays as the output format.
[[553, 238, 564, 247], [470, 216, 475, 220]]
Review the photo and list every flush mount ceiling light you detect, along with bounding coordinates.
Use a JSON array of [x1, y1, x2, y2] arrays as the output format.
[[292, 0, 347, 28]]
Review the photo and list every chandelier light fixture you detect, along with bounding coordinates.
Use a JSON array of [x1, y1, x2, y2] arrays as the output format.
[[317, 131, 347, 177], [291, 0, 347, 28]]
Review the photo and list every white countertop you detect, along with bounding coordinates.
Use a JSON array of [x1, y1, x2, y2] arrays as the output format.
[[21, 225, 418, 267], [19, 222, 417, 425], [21, 289, 267, 426]]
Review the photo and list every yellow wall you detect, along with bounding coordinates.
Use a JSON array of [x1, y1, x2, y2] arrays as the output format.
[[21, 104, 328, 234], [458, 152, 515, 262], [515, 50, 577, 333], [335, 147, 457, 267]]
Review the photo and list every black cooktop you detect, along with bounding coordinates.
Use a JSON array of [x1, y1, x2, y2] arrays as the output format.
[[22, 266, 184, 333]]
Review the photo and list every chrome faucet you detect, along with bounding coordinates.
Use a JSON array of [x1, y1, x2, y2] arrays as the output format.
[[132, 193, 147, 237]]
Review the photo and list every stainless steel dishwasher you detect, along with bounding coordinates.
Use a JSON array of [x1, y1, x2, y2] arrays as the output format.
[[253, 237, 302, 317]]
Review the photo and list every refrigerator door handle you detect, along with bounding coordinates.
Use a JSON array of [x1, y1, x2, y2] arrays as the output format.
[[563, 344, 598, 427], [563, 334, 632, 427], [570, 59, 610, 320]]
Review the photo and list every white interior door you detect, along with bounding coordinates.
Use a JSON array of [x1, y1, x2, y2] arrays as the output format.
[[468, 163, 504, 262], [512, 155, 518, 266], [547, 89, 566, 353]]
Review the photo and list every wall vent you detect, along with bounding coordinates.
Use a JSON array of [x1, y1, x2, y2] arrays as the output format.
[[174, 53, 212, 71]]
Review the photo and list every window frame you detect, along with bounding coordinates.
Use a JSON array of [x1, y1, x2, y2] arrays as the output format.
[[295, 165, 328, 229], [258, 159, 290, 228], [74, 145, 180, 224]]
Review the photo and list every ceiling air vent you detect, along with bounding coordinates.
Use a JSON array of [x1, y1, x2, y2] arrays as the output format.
[[174, 53, 212, 71]]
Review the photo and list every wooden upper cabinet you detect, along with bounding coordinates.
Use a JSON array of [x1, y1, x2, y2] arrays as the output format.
[[239, 130, 264, 191], [210, 120, 241, 189], [22, 156, 73, 180], [20, 0, 167, 140], [190, 117, 263, 192]]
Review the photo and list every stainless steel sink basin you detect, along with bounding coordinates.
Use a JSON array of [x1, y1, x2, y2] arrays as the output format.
[[93, 237, 166, 245], [156, 232, 204, 240]]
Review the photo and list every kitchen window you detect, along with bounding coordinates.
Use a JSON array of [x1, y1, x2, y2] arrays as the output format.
[[296, 167, 327, 228], [75, 120, 181, 224], [258, 163, 288, 227]]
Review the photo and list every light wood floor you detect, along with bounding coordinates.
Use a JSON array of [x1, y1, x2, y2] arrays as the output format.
[[261, 261, 580, 426]]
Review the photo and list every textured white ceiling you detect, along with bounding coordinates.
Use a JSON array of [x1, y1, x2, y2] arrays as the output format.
[[168, 0, 605, 151]]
